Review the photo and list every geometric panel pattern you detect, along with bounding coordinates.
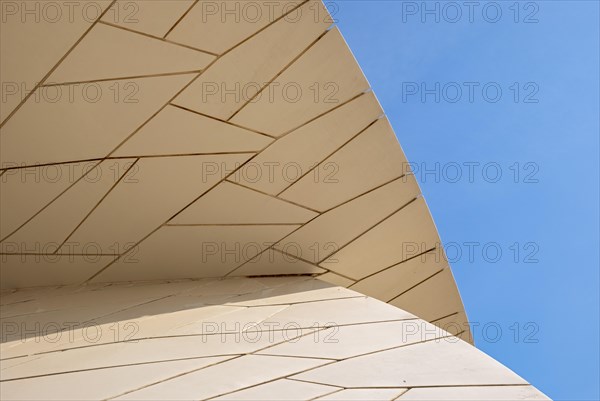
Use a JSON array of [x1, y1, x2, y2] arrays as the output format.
[[0, 278, 550, 400], [0, 0, 470, 343]]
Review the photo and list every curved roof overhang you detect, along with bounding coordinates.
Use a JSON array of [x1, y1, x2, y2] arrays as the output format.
[[0, 0, 469, 341]]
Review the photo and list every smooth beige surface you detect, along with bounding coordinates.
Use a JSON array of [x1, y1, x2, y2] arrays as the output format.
[[231, 248, 326, 276], [292, 338, 529, 387], [276, 175, 420, 263], [0, 0, 112, 123], [100, 1, 194, 38], [113, 105, 272, 157], [0, 163, 89, 239], [167, 0, 305, 55], [320, 197, 440, 279], [229, 92, 383, 195], [47, 23, 215, 84], [280, 117, 409, 211], [390, 268, 466, 324], [1, 159, 135, 253], [230, 27, 371, 136], [398, 385, 550, 400], [62, 154, 252, 256], [1, 74, 196, 167], [170, 181, 317, 225], [173, 0, 330, 120], [92, 225, 300, 282], [212, 379, 337, 401], [0, 255, 116, 288], [0, 278, 548, 400], [317, 389, 408, 400], [350, 249, 448, 302]]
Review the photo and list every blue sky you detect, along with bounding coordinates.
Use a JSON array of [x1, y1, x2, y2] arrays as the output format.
[[334, 1, 599, 400]]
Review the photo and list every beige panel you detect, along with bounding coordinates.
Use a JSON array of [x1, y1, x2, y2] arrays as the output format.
[[115, 355, 328, 400], [318, 389, 408, 400], [100, 0, 194, 38], [258, 319, 448, 360], [0, 255, 115, 289], [389, 268, 465, 323], [350, 249, 448, 303], [276, 175, 420, 263], [230, 27, 370, 136], [292, 339, 528, 387], [0, 357, 231, 401], [92, 225, 299, 282], [320, 197, 441, 280], [223, 280, 357, 307], [260, 296, 416, 328], [230, 248, 326, 276], [316, 272, 355, 287], [170, 181, 317, 225], [398, 385, 550, 400], [1, 159, 135, 253], [0, 74, 196, 167], [172, 0, 330, 120], [63, 154, 253, 255], [229, 92, 382, 195], [0, 162, 91, 239], [113, 105, 272, 157], [0, 0, 112, 123], [213, 379, 337, 401], [0, 278, 543, 398], [280, 118, 409, 211], [433, 311, 472, 343], [48, 23, 214, 84], [166, 0, 305, 55]]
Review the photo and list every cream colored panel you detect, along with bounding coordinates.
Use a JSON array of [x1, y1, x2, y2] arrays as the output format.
[[0, 74, 196, 167], [0, 255, 115, 289], [48, 23, 214, 84], [0, 0, 112, 123], [292, 339, 528, 387], [213, 379, 337, 401], [113, 105, 271, 157], [101, 0, 194, 37], [171, 181, 316, 224], [276, 176, 419, 263], [433, 311, 472, 343], [230, 27, 370, 136], [318, 389, 408, 401], [261, 296, 416, 328], [390, 268, 465, 323], [320, 197, 440, 280], [223, 280, 357, 307], [172, 0, 330, 120], [93, 225, 299, 282], [398, 386, 550, 400], [115, 355, 328, 400], [1, 159, 135, 253], [316, 272, 355, 287], [63, 154, 253, 254], [230, 248, 326, 276], [166, 0, 305, 55], [0, 163, 91, 239], [258, 319, 447, 360], [0, 357, 231, 401], [229, 92, 382, 195], [280, 118, 409, 211], [350, 249, 447, 303], [0, 333, 286, 380]]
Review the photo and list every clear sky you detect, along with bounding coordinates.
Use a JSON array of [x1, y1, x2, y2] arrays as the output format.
[[334, 1, 599, 400]]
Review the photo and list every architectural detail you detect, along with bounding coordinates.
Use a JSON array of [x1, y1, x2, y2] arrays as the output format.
[[0, 1, 548, 399]]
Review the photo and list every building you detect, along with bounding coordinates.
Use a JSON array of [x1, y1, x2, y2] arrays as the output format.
[[0, 1, 549, 399]]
